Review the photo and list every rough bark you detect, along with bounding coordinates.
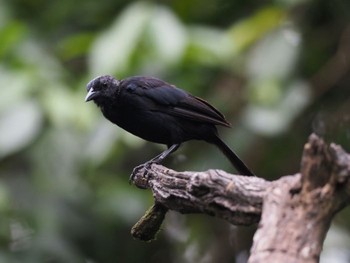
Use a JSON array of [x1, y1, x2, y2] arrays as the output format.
[[131, 134, 350, 262]]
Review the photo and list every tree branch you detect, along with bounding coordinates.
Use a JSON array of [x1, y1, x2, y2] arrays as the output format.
[[131, 134, 350, 262]]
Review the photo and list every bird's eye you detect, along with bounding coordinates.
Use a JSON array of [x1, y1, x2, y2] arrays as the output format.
[[126, 83, 137, 92], [102, 82, 108, 87]]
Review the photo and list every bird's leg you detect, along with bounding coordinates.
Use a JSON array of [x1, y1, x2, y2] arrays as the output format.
[[149, 144, 180, 164], [130, 144, 180, 183]]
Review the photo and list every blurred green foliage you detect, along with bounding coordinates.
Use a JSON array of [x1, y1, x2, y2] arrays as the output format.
[[1, 0, 350, 262]]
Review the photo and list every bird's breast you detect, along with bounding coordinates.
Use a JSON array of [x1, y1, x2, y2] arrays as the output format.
[[102, 106, 178, 145]]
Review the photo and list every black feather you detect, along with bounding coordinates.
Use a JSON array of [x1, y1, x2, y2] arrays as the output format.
[[85, 75, 254, 176]]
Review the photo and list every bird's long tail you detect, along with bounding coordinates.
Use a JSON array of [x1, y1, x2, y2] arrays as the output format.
[[210, 135, 255, 176]]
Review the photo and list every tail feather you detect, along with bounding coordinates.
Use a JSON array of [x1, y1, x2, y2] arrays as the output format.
[[210, 135, 255, 176]]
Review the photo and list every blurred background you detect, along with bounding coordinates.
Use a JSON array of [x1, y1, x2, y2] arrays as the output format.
[[0, 0, 350, 262]]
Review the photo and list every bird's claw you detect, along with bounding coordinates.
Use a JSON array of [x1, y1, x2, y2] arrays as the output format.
[[129, 162, 154, 188]]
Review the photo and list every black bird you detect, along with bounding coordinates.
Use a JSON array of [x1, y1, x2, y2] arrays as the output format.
[[85, 75, 254, 177]]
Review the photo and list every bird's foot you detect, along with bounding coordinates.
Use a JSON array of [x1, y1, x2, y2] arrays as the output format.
[[129, 162, 154, 189]]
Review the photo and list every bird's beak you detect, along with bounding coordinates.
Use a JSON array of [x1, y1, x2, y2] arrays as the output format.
[[85, 88, 97, 102]]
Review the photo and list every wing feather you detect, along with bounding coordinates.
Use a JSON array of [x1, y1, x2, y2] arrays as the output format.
[[122, 76, 230, 127]]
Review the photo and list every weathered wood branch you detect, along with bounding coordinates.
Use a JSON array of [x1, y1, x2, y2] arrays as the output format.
[[131, 134, 350, 262], [249, 135, 350, 263], [133, 166, 269, 224]]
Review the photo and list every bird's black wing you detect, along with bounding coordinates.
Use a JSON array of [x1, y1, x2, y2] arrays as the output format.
[[124, 76, 230, 127], [173, 95, 230, 127]]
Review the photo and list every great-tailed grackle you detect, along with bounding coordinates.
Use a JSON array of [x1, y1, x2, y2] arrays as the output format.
[[85, 75, 254, 177]]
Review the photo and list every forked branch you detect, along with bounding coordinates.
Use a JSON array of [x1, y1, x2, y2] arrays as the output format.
[[131, 134, 350, 263]]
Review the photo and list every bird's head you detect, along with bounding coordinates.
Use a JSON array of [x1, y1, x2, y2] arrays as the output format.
[[85, 75, 120, 104]]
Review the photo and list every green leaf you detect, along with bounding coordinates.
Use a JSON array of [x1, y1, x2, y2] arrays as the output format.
[[227, 6, 286, 54], [0, 100, 42, 158], [148, 6, 187, 65], [57, 33, 94, 60], [88, 2, 154, 76], [186, 26, 227, 65], [0, 21, 26, 58], [246, 27, 301, 80]]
